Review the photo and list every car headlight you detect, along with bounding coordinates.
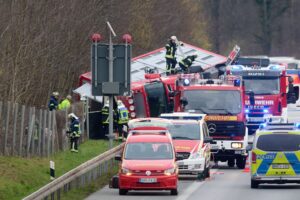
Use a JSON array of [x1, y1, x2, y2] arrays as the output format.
[[231, 142, 243, 149], [121, 168, 132, 176], [164, 167, 176, 176]]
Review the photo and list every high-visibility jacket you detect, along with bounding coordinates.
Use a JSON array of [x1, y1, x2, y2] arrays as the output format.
[[58, 99, 71, 110], [165, 42, 177, 59], [48, 96, 58, 111], [117, 106, 129, 124], [101, 106, 109, 125], [179, 55, 196, 68], [70, 119, 81, 137]]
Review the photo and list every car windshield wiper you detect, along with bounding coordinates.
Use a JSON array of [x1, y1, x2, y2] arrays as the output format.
[[172, 136, 194, 140]]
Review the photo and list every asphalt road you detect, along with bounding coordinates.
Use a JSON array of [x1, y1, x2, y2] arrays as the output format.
[[85, 163, 300, 200]]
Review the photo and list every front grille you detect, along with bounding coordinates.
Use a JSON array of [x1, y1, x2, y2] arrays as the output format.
[[207, 121, 245, 139], [176, 152, 190, 161], [248, 113, 264, 117], [132, 170, 164, 176], [178, 165, 188, 170]]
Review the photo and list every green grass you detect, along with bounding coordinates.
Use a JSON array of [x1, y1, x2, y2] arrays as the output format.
[[0, 140, 118, 200]]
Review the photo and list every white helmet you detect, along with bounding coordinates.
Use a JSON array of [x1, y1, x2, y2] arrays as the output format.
[[68, 113, 78, 119], [53, 92, 59, 96], [66, 95, 72, 100], [104, 100, 109, 107], [170, 36, 177, 41]]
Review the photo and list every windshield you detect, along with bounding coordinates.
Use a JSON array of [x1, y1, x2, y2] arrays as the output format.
[[125, 142, 173, 160], [168, 123, 201, 140], [244, 77, 280, 95], [144, 82, 168, 117], [257, 134, 300, 151], [183, 90, 242, 114]]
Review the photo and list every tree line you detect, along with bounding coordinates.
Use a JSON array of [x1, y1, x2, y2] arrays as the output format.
[[0, 0, 298, 107]]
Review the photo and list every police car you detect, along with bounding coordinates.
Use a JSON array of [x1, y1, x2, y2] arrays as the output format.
[[250, 122, 300, 188], [160, 113, 212, 178]]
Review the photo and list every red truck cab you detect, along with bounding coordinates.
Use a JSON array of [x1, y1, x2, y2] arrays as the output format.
[[171, 75, 248, 168], [227, 64, 288, 134]]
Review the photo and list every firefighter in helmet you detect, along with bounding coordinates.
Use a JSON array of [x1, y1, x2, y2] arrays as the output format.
[[179, 55, 198, 73], [116, 100, 129, 139], [48, 92, 59, 111], [101, 101, 110, 137], [165, 36, 178, 75], [67, 113, 81, 152]]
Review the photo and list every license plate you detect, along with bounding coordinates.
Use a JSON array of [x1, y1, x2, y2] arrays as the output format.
[[211, 145, 219, 150], [235, 150, 242, 154], [139, 178, 157, 183], [248, 117, 264, 122], [272, 164, 289, 169]]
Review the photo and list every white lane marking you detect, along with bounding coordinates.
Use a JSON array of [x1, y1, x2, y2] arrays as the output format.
[[176, 169, 218, 200]]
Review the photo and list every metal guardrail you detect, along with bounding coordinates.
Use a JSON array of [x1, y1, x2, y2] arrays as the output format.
[[23, 143, 124, 200]]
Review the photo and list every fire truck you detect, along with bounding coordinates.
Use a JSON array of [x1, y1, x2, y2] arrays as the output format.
[[227, 62, 288, 134], [168, 74, 248, 168]]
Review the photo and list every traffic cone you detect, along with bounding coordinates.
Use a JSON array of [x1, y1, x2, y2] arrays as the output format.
[[243, 156, 250, 173]]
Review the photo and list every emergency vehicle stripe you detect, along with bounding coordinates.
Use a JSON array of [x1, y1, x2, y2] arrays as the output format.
[[256, 153, 276, 174], [284, 153, 300, 174]]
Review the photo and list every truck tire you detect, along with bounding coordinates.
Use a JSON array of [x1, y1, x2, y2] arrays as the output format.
[[228, 159, 235, 167], [236, 157, 246, 169], [251, 180, 259, 189], [170, 189, 178, 195], [119, 189, 128, 195], [205, 166, 210, 178]]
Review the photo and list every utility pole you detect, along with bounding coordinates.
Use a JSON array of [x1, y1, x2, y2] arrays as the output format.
[[107, 22, 117, 149]]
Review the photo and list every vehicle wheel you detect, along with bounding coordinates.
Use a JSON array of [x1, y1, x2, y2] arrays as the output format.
[[228, 159, 235, 167], [170, 189, 178, 195], [119, 189, 128, 195], [205, 166, 210, 178], [236, 157, 246, 169], [251, 180, 259, 189]]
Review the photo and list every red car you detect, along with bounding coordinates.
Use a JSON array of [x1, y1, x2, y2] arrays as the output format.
[[115, 130, 178, 195]]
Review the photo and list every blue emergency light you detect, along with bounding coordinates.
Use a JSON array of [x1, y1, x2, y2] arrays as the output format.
[[263, 109, 268, 113], [245, 109, 250, 113], [183, 79, 190, 86], [234, 79, 241, 86]]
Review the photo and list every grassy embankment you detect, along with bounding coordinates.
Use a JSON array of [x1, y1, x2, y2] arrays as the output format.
[[0, 140, 119, 200]]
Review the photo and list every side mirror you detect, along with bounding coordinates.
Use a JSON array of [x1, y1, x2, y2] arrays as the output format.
[[114, 154, 122, 161], [246, 144, 253, 151], [246, 91, 255, 106], [204, 137, 214, 144], [180, 97, 188, 107]]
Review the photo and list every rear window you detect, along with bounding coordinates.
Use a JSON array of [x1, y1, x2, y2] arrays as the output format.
[[256, 134, 300, 151]]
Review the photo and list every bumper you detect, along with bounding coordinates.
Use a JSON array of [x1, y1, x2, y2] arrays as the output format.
[[252, 175, 300, 184], [211, 149, 247, 160], [119, 174, 177, 190], [177, 158, 205, 174]]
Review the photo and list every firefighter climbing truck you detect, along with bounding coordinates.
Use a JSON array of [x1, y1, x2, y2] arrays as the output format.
[[227, 63, 288, 134], [170, 74, 248, 168]]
